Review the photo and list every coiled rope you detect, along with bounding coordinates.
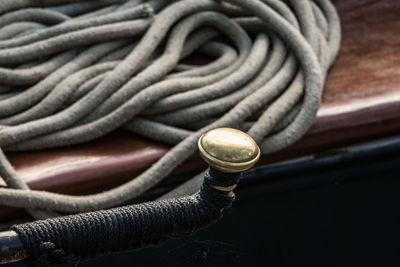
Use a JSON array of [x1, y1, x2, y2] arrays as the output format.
[[0, 0, 341, 219]]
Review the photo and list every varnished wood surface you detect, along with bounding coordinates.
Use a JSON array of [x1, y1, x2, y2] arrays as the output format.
[[1, 0, 399, 219]]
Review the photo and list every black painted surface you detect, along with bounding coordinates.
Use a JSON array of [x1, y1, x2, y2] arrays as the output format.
[[9, 140, 400, 267], [0, 231, 26, 264]]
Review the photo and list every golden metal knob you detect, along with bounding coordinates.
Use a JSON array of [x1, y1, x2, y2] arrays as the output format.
[[198, 128, 260, 173]]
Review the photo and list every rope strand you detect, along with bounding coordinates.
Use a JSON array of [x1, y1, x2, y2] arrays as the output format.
[[0, 0, 341, 218]]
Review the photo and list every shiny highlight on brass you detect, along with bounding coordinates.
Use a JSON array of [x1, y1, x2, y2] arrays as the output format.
[[198, 128, 260, 173]]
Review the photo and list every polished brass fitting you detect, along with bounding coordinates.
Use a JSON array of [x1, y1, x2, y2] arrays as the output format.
[[198, 128, 260, 173]]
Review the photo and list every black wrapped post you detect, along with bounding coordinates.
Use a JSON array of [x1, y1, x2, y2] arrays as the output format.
[[0, 128, 260, 266], [0, 231, 27, 264]]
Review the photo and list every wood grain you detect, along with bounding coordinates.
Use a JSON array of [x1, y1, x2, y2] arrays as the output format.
[[1, 0, 399, 220]]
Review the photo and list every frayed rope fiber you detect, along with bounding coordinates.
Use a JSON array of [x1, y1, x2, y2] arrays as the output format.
[[0, 0, 341, 219]]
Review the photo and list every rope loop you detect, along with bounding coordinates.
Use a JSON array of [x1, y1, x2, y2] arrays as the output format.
[[0, 0, 341, 218]]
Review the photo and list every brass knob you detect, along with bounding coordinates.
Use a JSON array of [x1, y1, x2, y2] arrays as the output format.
[[198, 128, 260, 173]]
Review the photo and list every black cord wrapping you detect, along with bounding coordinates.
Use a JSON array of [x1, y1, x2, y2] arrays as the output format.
[[11, 168, 241, 267]]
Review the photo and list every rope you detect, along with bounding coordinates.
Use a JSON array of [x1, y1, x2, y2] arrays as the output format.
[[0, 0, 341, 218], [12, 168, 240, 266]]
